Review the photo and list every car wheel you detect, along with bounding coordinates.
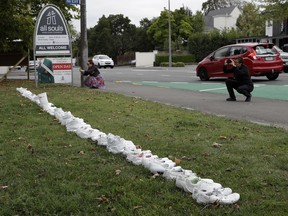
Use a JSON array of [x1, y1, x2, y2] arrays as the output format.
[[198, 68, 209, 81], [98, 64, 101, 69], [110, 66, 114, 69], [266, 73, 279, 80]]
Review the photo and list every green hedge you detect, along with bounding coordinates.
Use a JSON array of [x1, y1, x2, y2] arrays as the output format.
[[155, 54, 195, 66], [160, 62, 185, 67]]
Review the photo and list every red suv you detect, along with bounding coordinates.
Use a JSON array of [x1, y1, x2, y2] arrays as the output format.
[[196, 43, 283, 81]]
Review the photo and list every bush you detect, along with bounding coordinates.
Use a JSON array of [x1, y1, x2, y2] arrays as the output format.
[[155, 54, 195, 66], [160, 62, 185, 67]]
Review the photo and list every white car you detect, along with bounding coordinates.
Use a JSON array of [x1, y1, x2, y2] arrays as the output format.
[[273, 46, 288, 72], [92, 55, 114, 68], [28, 60, 39, 71]]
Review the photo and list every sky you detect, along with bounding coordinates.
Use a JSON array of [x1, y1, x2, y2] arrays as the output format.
[[72, 0, 206, 31]]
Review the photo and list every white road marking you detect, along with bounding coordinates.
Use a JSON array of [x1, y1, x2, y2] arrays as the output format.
[[199, 87, 226, 92]]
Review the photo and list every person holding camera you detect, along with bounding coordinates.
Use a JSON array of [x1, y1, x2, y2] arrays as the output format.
[[223, 57, 254, 102]]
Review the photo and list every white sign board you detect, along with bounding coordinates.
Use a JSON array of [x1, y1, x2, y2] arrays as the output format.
[[37, 57, 72, 83], [34, 5, 71, 55]]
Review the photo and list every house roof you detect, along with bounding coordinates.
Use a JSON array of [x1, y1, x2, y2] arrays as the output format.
[[206, 6, 237, 17], [205, 6, 238, 29]]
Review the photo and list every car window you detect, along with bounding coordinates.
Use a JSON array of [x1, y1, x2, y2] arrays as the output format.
[[99, 55, 109, 59], [228, 47, 244, 56], [254, 45, 277, 55], [214, 47, 229, 59]]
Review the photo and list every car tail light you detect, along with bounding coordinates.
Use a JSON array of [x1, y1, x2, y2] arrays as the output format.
[[248, 50, 257, 60]]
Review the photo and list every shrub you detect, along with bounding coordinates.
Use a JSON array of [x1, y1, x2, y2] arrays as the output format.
[[155, 54, 195, 66], [160, 62, 185, 67]]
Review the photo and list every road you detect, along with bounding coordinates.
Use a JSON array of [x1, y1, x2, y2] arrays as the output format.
[[6, 66, 288, 130]]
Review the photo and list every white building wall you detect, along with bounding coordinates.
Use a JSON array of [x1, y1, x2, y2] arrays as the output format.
[[213, 7, 240, 31], [0, 66, 9, 75], [135, 50, 158, 67]]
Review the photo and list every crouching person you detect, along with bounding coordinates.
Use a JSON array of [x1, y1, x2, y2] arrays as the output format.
[[79, 59, 105, 89]]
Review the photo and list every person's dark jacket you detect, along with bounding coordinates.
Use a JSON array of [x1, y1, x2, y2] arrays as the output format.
[[223, 64, 253, 86], [83, 65, 100, 77]]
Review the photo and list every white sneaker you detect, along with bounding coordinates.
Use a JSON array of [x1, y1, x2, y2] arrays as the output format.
[[219, 193, 240, 204], [54, 108, 65, 121], [146, 157, 176, 174], [96, 133, 108, 146], [176, 172, 199, 192], [89, 129, 103, 141], [141, 153, 158, 169], [163, 166, 195, 180], [126, 149, 144, 165], [75, 125, 93, 139], [195, 191, 219, 204], [191, 179, 222, 200], [122, 140, 137, 156], [59, 112, 74, 125], [106, 134, 126, 154], [66, 118, 87, 132]]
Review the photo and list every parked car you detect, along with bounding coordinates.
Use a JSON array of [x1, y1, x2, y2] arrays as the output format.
[[130, 59, 136, 67], [273, 45, 288, 73], [196, 43, 284, 81], [9, 65, 21, 70], [27, 60, 39, 72], [92, 55, 114, 68]]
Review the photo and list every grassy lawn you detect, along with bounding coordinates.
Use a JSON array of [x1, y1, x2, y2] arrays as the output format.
[[0, 80, 287, 215]]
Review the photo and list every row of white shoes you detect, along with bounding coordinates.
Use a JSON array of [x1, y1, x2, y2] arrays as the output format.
[[16, 87, 240, 205]]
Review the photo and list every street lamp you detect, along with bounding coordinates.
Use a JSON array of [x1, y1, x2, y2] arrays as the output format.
[[168, 0, 172, 67]]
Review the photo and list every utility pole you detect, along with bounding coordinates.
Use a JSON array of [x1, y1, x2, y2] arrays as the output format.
[[80, 0, 88, 87], [168, 0, 172, 68]]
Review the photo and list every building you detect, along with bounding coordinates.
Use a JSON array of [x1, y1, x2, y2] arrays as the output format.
[[236, 19, 288, 50], [204, 6, 241, 32]]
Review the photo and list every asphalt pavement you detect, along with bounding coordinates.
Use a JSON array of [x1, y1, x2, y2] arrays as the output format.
[[101, 80, 288, 130]]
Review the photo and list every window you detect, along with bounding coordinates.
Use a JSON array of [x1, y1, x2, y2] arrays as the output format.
[[229, 47, 243, 56], [214, 47, 229, 58]]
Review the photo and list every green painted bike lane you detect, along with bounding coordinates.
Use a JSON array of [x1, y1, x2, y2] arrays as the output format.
[[129, 81, 288, 101]]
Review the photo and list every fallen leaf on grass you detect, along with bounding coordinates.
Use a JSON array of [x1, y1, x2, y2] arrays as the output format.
[[78, 151, 85, 155], [27, 144, 33, 149], [175, 158, 181, 165], [219, 135, 227, 140], [133, 205, 142, 210], [96, 195, 109, 203], [115, 169, 121, 175], [212, 142, 222, 148], [151, 173, 160, 179], [180, 156, 192, 161], [0, 185, 8, 190]]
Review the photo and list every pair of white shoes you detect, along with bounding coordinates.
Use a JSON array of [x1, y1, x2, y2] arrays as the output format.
[[105, 133, 138, 155], [186, 178, 240, 204], [163, 166, 194, 180], [142, 155, 176, 174]]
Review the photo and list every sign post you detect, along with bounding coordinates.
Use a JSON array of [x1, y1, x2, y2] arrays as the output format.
[[33, 4, 72, 87], [65, 0, 80, 4]]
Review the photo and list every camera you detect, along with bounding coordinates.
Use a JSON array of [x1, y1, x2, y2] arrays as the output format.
[[226, 59, 232, 63]]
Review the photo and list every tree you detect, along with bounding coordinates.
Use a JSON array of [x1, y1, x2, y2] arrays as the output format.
[[236, 2, 265, 37], [0, 0, 78, 53], [256, 0, 288, 21], [133, 18, 154, 52], [147, 7, 204, 51], [87, 14, 137, 62], [202, 0, 246, 15]]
